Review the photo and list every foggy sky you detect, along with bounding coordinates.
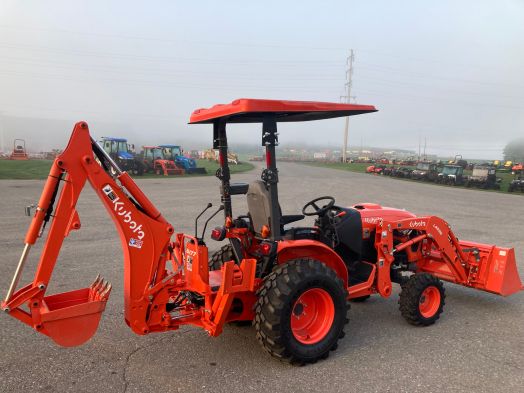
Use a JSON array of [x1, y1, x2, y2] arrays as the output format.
[[0, 1, 523, 159]]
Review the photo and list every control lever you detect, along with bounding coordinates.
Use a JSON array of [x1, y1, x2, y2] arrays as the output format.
[[201, 205, 225, 241], [195, 203, 213, 238]]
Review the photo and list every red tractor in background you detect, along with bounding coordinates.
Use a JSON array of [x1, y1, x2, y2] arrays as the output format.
[[9, 139, 29, 160], [2, 99, 522, 365], [141, 146, 184, 176], [508, 163, 524, 192]]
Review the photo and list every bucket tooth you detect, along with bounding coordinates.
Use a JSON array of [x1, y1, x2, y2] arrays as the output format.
[[88, 276, 111, 301], [90, 275, 101, 290], [88, 278, 112, 301], [97, 281, 108, 301], [94, 278, 105, 292], [100, 283, 112, 300]]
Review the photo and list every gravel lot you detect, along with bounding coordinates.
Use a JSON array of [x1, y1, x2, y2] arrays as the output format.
[[0, 162, 522, 393]]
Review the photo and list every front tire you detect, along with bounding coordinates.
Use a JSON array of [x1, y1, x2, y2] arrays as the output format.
[[399, 273, 445, 326], [254, 259, 349, 364]]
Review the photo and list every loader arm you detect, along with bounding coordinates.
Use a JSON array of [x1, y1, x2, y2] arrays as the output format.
[[374, 216, 522, 297], [2, 122, 257, 346]]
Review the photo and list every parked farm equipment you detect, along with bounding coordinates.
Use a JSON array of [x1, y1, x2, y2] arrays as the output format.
[[141, 146, 184, 176], [367, 165, 392, 175], [447, 154, 468, 169], [160, 145, 207, 174], [508, 164, 524, 192], [2, 99, 522, 365], [411, 161, 439, 182], [391, 166, 413, 178], [9, 139, 29, 160], [437, 165, 464, 185], [98, 137, 144, 176], [205, 148, 239, 165], [466, 166, 500, 190]]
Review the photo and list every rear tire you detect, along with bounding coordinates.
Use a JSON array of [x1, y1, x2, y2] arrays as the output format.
[[399, 273, 445, 326], [208, 244, 235, 270], [135, 162, 145, 176], [254, 259, 349, 364]]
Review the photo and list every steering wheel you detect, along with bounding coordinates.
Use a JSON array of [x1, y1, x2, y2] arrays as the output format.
[[302, 196, 335, 216]]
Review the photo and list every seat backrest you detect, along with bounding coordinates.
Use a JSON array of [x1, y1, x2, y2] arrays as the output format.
[[246, 181, 271, 234]]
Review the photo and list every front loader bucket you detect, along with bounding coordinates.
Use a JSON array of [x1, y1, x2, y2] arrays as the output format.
[[480, 247, 523, 296], [38, 284, 110, 347], [460, 241, 523, 296]]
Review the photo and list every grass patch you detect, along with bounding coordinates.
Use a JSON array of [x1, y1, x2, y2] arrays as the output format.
[[308, 162, 520, 194], [0, 159, 254, 180], [141, 159, 254, 178], [191, 159, 255, 175], [0, 160, 54, 179]]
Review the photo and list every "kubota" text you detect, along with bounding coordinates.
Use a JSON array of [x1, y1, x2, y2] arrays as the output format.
[[102, 185, 145, 240]]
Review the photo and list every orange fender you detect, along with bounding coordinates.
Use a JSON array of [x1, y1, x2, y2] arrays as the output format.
[[276, 239, 348, 287]]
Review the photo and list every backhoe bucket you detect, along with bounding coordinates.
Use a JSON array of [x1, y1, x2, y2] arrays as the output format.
[[38, 283, 110, 347], [10, 277, 113, 347]]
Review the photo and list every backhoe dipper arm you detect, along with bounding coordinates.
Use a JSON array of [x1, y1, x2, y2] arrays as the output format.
[[2, 122, 174, 344]]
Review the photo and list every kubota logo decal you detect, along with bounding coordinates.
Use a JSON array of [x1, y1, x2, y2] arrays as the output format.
[[102, 185, 145, 240], [409, 220, 427, 228]]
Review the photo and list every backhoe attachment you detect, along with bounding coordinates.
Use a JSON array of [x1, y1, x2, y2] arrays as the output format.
[[2, 121, 257, 347]]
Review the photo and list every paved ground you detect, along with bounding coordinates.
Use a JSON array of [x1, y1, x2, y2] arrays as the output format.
[[0, 162, 523, 393]]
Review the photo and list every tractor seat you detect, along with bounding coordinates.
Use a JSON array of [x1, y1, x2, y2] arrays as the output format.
[[246, 180, 304, 236]]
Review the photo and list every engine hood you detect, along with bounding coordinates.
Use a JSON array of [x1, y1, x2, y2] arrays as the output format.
[[118, 151, 134, 160], [352, 203, 417, 228]]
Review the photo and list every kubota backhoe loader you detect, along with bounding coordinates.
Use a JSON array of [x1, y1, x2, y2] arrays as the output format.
[[2, 99, 522, 364]]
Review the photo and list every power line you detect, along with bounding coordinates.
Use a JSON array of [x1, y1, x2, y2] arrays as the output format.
[[1, 24, 520, 75]]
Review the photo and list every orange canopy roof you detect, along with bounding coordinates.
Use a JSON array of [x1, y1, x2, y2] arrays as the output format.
[[189, 98, 377, 124]]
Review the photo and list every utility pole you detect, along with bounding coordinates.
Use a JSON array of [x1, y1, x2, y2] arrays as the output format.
[[418, 135, 421, 161], [340, 50, 355, 163], [0, 112, 4, 154], [423, 137, 427, 161]]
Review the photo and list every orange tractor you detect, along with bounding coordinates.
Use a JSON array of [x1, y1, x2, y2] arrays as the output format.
[[141, 146, 184, 176], [9, 139, 29, 160], [2, 99, 522, 364]]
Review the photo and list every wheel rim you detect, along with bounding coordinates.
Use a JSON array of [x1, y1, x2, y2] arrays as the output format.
[[418, 286, 441, 318], [291, 288, 335, 344]]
